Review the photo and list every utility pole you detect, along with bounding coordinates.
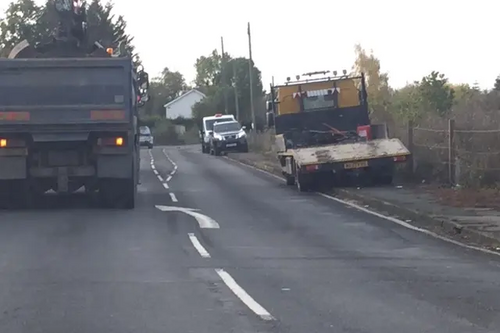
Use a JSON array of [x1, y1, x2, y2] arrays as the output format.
[[233, 60, 240, 121], [221, 36, 228, 115], [247, 22, 255, 131]]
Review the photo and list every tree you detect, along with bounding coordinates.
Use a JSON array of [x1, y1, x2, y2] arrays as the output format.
[[494, 76, 500, 91], [191, 49, 264, 125], [229, 57, 264, 123], [142, 67, 188, 117], [194, 49, 224, 88], [418, 71, 455, 117], [352, 44, 392, 121], [0, 0, 44, 55], [160, 67, 187, 103]]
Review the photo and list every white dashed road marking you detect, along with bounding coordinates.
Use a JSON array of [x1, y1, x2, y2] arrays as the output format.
[[215, 268, 275, 321], [188, 233, 211, 258]]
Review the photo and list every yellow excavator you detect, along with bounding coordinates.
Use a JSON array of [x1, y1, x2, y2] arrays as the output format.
[[265, 70, 410, 192]]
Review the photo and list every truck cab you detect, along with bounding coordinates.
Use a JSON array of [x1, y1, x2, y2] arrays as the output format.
[[200, 113, 236, 154]]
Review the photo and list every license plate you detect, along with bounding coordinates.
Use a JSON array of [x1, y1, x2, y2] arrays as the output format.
[[226, 143, 237, 147], [344, 161, 369, 169]]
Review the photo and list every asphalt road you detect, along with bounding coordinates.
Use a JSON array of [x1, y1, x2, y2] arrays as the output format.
[[0, 145, 498, 332]]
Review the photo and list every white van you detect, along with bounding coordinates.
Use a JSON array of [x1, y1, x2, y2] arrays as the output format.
[[200, 113, 236, 153]]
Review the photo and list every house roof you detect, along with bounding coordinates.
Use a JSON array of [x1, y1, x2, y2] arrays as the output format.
[[163, 89, 206, 108]]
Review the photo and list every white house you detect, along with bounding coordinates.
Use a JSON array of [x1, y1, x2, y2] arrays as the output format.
[[163, 89, 206, 119]]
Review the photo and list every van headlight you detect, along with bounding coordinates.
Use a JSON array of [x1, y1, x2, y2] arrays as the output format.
[[237, 130, 247, 139], [213, 133, 224, 140]]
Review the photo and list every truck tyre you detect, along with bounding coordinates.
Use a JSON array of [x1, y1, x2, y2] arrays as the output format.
[[201, 144, 207, 154], [285, 174, 295, 186], [121, 178, 136, 209], [377, 174, 393, 186], [214, 147, 221, 156], [0, 180, 33, 209], [296, 173, 310, 192], [98, 179, 135, 209]]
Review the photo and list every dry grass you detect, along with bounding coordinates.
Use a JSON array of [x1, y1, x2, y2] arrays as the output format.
[[393, 91, 500, 187], [247, 129, 276, 158]]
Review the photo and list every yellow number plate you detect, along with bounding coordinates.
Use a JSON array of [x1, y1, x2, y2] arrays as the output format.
[[344, 161, 369, 169]]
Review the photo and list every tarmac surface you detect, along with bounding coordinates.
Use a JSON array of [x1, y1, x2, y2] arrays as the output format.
[[0, 145, 498, 332]]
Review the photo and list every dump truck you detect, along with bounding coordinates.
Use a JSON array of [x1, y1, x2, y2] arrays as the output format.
[[265, 70, 410, 192], [0, 0, 149, 208]]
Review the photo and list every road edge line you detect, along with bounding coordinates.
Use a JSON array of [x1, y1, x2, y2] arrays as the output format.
[[224, 155, 500, 257]]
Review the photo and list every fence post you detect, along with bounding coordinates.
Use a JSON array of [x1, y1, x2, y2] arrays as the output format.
[[407, 120, 414, 174], [448, 119, 455, 185]]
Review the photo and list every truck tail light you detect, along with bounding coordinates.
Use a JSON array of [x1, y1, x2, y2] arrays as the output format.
[[98, 137, 125, 146], [305, 164, 320, 172], [0, 139, 7, 148]]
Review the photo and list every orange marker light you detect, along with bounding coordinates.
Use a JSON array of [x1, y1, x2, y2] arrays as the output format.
[[115, 137, 124, 146], [0, 139, 7, 148], [106, 48, 113, 55]]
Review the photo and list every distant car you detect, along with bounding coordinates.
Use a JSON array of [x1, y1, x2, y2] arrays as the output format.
[[200, 113, 236, 153], [209, 120, 248, 155], [139, 126, 153, 149]]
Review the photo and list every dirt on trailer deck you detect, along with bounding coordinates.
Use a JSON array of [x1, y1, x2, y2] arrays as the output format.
[[227, 150, 500, 252]]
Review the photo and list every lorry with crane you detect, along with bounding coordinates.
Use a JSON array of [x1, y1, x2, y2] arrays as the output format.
[[265, 70, 410, 192], [0, 0, 150, 209]]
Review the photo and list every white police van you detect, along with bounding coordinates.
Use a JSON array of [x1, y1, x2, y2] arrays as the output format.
[[200, 113, 235, 154]]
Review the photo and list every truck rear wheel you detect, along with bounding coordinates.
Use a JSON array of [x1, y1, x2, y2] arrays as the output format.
[[121, 179, 136, 209], [98, 179, 136, 209], [0, 180, 33, 209]]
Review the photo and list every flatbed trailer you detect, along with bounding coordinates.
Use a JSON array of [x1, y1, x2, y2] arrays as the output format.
[[266, 70, 411, 192], [276, 133, 410, 191]]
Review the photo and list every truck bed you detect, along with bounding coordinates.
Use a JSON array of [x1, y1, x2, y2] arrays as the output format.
[[290, 138, 410, 166], [0, 57, 131, 126]]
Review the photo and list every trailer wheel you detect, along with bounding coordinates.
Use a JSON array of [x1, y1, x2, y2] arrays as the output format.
[[296, 173, 311, 192], [376, 174, 393, 186], [285, 174, 295, 186]]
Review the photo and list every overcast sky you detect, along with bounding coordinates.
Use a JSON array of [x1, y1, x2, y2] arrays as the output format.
[[1, 0, 498, 89]]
